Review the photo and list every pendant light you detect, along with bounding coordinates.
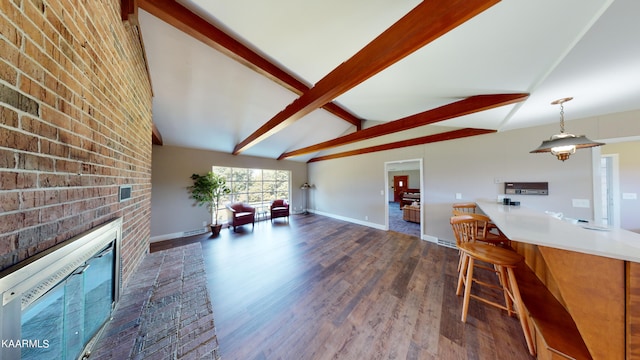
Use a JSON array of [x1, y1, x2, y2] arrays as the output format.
[[530, 97, 604, 161]]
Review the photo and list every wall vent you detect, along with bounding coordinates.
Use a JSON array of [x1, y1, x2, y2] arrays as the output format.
[[119, 185, 132, 202], [437, 239, 457, 249], [183, 228, 207, 237]]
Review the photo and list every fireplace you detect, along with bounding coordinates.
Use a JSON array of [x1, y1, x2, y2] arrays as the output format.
[[0, 218, 122, 359]]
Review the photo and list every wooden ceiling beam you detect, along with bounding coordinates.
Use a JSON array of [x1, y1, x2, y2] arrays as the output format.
[[152, 122, 163, 145], [233, 0, 500, 155], [121, 0, 138, 23], [307, 128, 496, 163], [279, 93, 528, 160], [137, 0, 361, 129]]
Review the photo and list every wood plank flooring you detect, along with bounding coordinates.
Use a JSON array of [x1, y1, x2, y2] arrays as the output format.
[[151, 215, 534, 360]]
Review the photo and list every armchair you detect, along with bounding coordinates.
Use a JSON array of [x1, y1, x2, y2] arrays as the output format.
[[226, 202, 255, 232], [270, 199, 289, 222]]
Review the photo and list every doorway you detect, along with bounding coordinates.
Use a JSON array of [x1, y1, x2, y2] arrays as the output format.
[[385, 159, 424, 239], [600, 154, 620, 227]]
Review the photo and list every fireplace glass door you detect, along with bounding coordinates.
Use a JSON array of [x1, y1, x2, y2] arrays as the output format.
[[20, 243, 115, 359]]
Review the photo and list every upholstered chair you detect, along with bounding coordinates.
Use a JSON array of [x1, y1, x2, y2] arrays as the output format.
[[226, 203, 256, 232], [270, 199, 290, 222]]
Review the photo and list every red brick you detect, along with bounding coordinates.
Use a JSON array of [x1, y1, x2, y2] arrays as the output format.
[[40, 204, 64, 222], [19, 75, 56, 108], [60, 129, 83, 149], [0, 58, 18, 85], [20, 190, 43, 208], [0, 191, 20, 211], [0, 172, 17, 189], [22, 209, 40, 228], [41, 105, 71, 128], [0, 234, 18, 256], [0, 148, 16, 168], [18, 48, 45, 82], [21, 115, 58, 139], [56, 158, 80, 173], [18, 152, 54, 171], [18, 5, 44, 48], [16, 172, 37, 189], [0, 212, 24, 233], [39, 173, 67, 187], [42, 189, 59, 205], [0, 4, 21, 48], [0, 127, 39, 152], [0, 106, 19, 127], [41, 139, 70, 157]]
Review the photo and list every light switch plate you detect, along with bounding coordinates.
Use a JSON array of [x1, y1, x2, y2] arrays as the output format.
[[622, 193, 637, 200], [572, 199, 590, 208]]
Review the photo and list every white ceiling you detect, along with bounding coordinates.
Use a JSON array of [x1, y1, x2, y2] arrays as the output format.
[[139, 0, 640, 162]]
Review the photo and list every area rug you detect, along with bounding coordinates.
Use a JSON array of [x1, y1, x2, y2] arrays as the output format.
[[388, 201, 421, 238]]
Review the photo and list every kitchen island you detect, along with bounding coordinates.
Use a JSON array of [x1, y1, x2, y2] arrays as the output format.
[[477, 201, 640, 360]]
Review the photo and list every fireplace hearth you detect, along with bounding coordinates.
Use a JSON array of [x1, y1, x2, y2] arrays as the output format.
[[0, 218, 122, 360]]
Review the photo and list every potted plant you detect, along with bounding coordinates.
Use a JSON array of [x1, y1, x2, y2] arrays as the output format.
[[189, 171, 231, 236]]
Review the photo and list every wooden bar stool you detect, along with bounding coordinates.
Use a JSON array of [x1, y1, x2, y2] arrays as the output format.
[[452, 203, 499, 234], [450, 214, 508, 273], [451, 202, 478, 216], [451, 215, 535, 356], [466, 213, 510, 247]]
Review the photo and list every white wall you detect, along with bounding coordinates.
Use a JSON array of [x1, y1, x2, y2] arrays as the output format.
[[308, 110, 640, 244], [310, 147, 424, 227], [601, 140, 640, 233], [151, 145, 307, 240]]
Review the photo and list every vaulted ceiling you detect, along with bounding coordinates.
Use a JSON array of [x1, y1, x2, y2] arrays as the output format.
[[136, 0, 640, 162]]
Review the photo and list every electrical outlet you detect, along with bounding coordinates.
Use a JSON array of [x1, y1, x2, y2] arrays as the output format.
[[455, 193, 462, 200], [494, 177, 502, 184], [365, 216, 369, 221]]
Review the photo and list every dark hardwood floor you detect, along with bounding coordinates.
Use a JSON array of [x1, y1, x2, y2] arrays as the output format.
[[151, 215, 534, 360]]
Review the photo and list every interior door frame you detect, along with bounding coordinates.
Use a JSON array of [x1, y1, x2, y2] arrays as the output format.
[[592, 146, 621, 228], [384, 158, 424, 240]]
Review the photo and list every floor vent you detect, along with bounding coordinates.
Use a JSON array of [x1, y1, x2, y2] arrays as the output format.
[[183, 228, 207, 237], [437, 239, 457, 249]]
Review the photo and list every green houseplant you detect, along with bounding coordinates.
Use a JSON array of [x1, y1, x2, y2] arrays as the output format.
[[189, 171, 231, 236]]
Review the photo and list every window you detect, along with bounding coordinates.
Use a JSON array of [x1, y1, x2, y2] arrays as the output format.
[[213, 166, 291, 223]]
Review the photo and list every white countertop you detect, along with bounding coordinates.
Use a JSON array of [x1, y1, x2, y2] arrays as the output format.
[[476, 201, 640, 263]]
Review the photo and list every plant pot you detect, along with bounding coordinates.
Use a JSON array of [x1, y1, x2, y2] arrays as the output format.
[[210, 224, 223, 237]]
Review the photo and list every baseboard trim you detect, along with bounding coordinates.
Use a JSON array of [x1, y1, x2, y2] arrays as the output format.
[[310, 210, 387, 231], [422, 234, 439, 244]]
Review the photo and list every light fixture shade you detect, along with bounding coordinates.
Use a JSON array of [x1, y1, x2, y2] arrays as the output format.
[[530, 134, 605, 153], [530, 97, 605, 161]]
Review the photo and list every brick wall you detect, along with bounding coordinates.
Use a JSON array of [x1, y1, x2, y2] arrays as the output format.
[[0, 0, 152, 284]]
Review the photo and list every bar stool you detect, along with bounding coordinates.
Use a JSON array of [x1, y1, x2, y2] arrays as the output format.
[[451, 202, 477, 216], [466, 213, 510, 247], [452, 203, 499, 234], [450, 214, 507, 274], [451, 215, 535, 356]]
